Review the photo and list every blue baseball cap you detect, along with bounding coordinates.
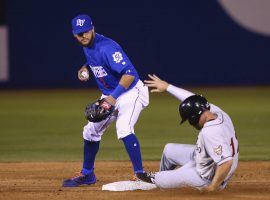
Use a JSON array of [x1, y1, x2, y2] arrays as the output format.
[[71, 14, 93, 34]]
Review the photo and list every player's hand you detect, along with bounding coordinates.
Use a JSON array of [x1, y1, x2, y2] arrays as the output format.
[[78, 66, 89, 81], [104, 95, 116, 106], [144, 74, 169, 93], [202, 184, 219, 192]]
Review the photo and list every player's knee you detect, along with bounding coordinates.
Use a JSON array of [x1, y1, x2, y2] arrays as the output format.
[[82, 122, 101, 141], [116, 124, 134, 139], [163, 143, 175, 158], [117, 131, 133, 140]]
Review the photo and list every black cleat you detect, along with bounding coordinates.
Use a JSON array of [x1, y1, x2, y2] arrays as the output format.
[[136, 172, 155, 184]]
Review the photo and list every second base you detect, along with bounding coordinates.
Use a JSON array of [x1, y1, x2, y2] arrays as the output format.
[[102, 180, 157, 191]]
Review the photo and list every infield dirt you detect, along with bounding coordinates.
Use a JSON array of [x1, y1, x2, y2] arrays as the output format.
[[0, 161, 269, 200]]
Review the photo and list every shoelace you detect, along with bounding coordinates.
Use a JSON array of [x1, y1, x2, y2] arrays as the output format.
[[71, 172, 84, 180], [147, 172, 156, 184]]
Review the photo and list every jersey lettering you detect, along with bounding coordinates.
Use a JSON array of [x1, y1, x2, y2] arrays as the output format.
[[98, 77, 109, 88], [90, 66, 108, 78]]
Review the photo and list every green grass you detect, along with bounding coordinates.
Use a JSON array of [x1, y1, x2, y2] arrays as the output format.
[[0, 87, 270, 162]]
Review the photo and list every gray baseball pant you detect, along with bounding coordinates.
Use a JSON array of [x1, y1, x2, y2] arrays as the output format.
[[154, 143, 210, 189]]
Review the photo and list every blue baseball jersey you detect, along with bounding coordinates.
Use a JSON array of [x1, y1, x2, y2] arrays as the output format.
[[83, 33, 139, 95]]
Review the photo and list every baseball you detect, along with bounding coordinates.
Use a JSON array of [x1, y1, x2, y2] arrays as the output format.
[[80, 71, 89, 79]]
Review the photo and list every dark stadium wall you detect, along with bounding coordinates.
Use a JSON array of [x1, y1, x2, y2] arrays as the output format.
[[0, 0, 9, 83], [3, 0, 270, 88]]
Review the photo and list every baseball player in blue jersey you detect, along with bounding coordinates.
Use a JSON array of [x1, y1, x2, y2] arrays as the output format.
[[62, 14, 149, 187]]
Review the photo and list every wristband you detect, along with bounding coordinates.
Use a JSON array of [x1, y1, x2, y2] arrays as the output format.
[[111, 84, 126, 99]]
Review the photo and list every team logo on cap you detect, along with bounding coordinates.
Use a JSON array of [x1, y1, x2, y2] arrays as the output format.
[[76, 19, 85, 26], [112, 52, 123, 63]]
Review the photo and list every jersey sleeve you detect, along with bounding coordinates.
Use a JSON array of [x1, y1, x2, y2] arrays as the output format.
[[84, 62, 89, 67], [102, 44, 137, 76], [166, 85, 195, 102], [202, 129, 233, 166]]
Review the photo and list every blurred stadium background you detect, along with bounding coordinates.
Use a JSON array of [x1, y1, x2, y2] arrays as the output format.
[[0, 0, 270, 162]]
